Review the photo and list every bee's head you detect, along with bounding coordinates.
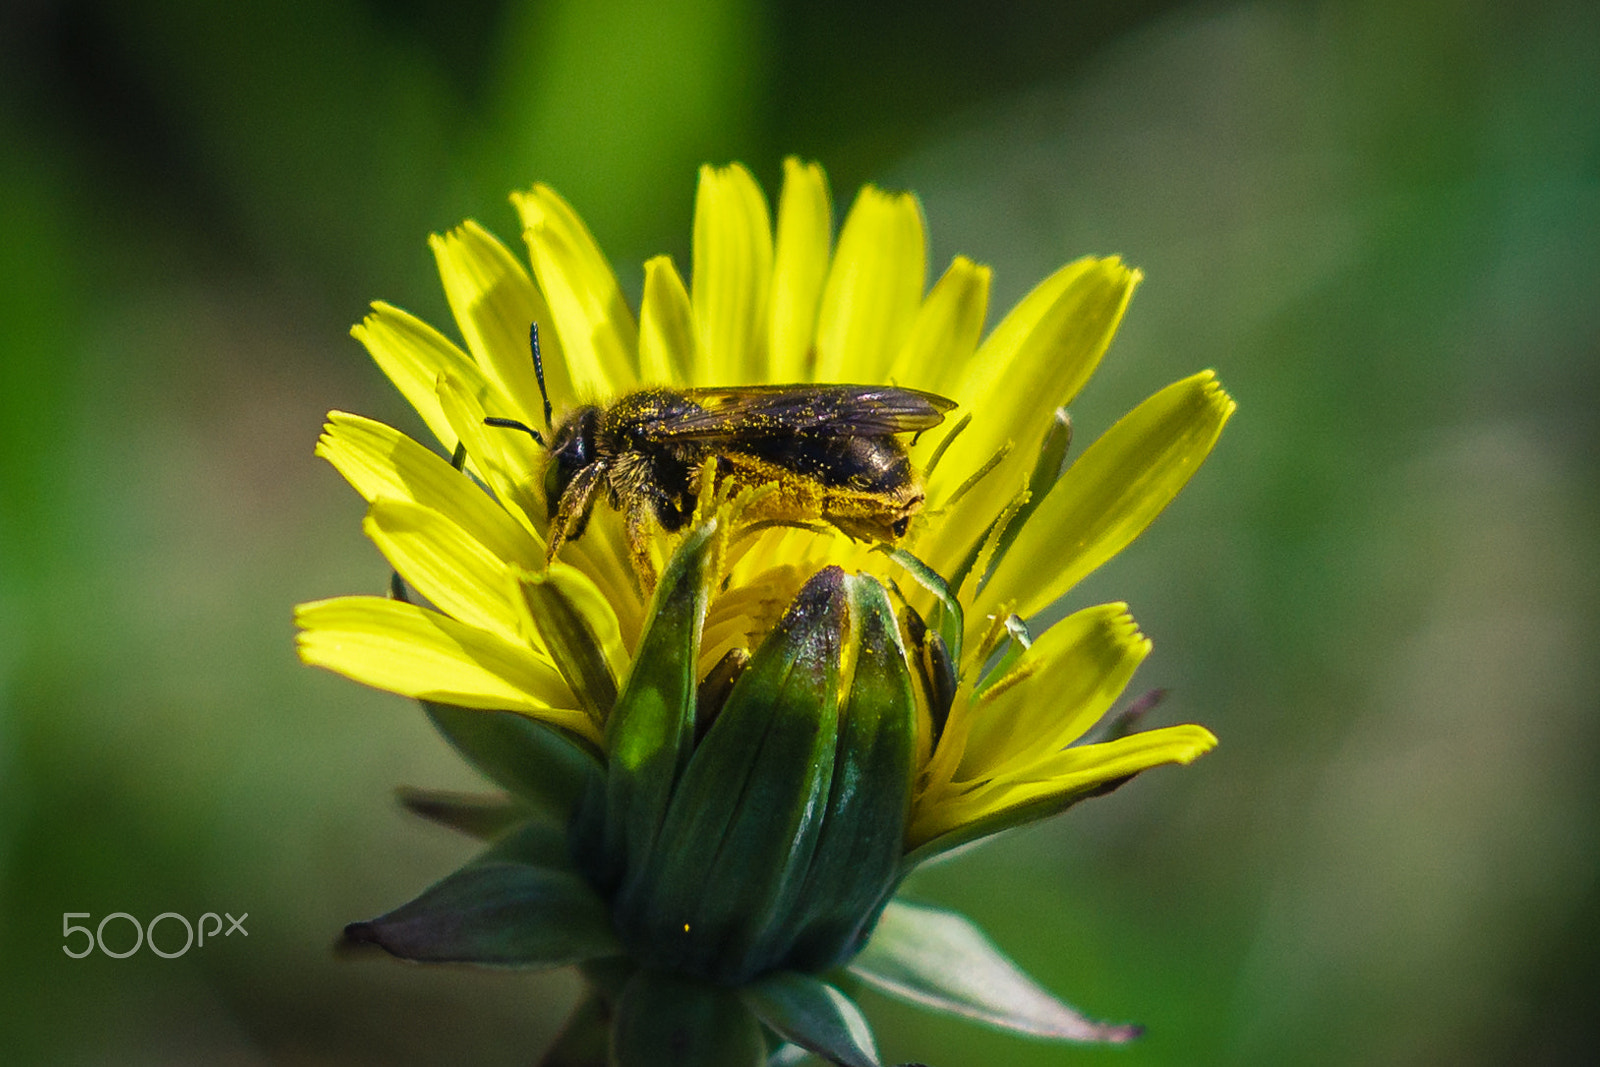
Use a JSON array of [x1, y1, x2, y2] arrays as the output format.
[[544, 406, 600, 518]]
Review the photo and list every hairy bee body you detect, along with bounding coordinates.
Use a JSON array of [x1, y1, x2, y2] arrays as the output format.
[[540, 384, 956, 586]]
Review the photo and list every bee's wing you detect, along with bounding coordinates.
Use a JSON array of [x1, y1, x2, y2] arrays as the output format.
[[639, 385, 956, 441]]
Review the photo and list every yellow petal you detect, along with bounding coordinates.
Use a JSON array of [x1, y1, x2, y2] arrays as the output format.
[[888, 255, 991, 395], [549, 506, 649, 647], [958, 724, 1217, 822], [702, 560, 809, 670], [350, 301, 491, 454], [691, 162, 773, 384], [974, 371, 1235, 634], [912, 724, 1216, 844], [295, 596, 598, 744], [639, 254, 696, 384], [951, 257, 1136, 427], [767, 157, 832, 382], [813, 186, 926, 382], [362, 497, 529, 646], [1022, 722, 1217, 785], [435, 370, 546, 541], [921, 258, 1140, 562], [513, 184, 638, 398], [956, 604, 1150, 780], [429, 221, 560, 427], [316, 412, 543, 571]]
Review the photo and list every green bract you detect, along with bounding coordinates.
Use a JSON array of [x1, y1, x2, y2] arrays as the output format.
[[350, 516, 1141, 1065]]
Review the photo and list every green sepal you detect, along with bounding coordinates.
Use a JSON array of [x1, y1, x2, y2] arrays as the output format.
[[482, 819, 579, 867], [849, 899, 1140, 1043], [423, 701, 604, 823], [1088, 687, 1165, 743], [582, 521, 720, 893], [900, 773, 1136, 873], [783, 575, 915, 973], [696, 647, 751, 741], [611, 969, 766, 1067], [614, 567, 846, 983], [396, 786, 529, 840], [899, 602, 955, 753], [538, 989, 610, 1067], [520, 569, 619, 726], [878, 546, 962, 666], [341, 832, 620, 967], [742, 971, 881, 1067]]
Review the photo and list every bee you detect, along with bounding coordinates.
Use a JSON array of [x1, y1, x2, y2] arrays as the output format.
[[487, 325, 956, 586]]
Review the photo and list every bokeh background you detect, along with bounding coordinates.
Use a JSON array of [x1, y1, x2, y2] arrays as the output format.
[[2, 0, 1597, 1062]]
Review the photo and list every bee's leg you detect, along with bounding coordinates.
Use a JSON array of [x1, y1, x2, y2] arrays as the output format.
[[546, 463, 603, 564], [621, 503, 659, 593]]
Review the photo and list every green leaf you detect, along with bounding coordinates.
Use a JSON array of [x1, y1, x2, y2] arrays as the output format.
[[611, 969, 766, 1067], [396, 786, 529, 840], [342, 857, 619, 968], [783, 575, 916, 973], [742, 971, 881, 1067], [849, 900, 1140, 1043], [593, 521, 720, 892], [614, 567, 846, 982], [423, 701, 604, 822]]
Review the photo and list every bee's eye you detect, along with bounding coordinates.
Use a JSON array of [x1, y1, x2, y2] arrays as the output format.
[[891, 517, 910, 537], [543, 457, 567, 517]]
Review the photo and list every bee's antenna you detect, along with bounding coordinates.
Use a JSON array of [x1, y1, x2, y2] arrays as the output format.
[[484, 416, 545, 447], [484, 324, 554, 447], [530, 322, 553, 432]]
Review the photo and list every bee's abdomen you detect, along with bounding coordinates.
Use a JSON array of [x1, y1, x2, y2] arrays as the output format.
[[740, 435, 912, 495]]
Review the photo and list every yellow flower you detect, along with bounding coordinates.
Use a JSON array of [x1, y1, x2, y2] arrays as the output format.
[[296, 158, 1232, 856]]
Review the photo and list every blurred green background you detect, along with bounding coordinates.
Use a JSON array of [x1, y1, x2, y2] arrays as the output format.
[[2, 0, 1597, 1062]]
